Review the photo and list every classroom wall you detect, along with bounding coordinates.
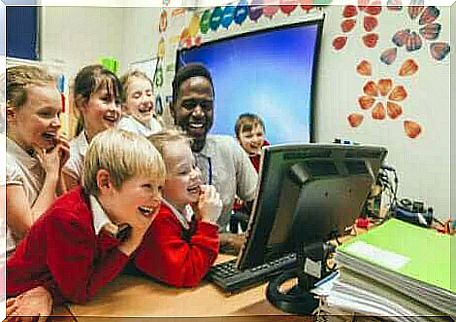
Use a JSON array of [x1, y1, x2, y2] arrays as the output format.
[[36, 4, 453, 219], [157, 4, 452, 219], [40, 6, 125, 78]]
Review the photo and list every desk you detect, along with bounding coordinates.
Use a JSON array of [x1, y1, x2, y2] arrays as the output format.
[[67, 255, 313, 321]]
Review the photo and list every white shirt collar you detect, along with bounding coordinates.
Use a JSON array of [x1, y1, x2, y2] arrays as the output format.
[[89, 194, 115, 235], [161, 199, 194, 230]]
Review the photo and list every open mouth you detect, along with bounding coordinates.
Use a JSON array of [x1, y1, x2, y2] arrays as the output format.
[[187, 185, 201, 195], [42, 132, 57, 143], [104, 114, 119, 124], [138, 205, 158, 217], [138, 105, 153, 114]]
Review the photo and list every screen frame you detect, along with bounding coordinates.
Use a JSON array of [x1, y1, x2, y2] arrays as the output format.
[[175, 17, 325, 143]]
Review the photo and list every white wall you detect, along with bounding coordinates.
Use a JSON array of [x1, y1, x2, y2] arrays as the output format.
[[40, 6, 125, 79], [119, 7, 161, 74]]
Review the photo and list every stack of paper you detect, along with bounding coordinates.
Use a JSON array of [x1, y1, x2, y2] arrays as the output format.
[[326, 219, 455, 318]]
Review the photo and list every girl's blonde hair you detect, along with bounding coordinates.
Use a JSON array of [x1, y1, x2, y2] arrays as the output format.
[[83, 129, 166, 196], [119, 70, 153, 105], [6, 65, 57, 110], [147, 128, 191, 157]]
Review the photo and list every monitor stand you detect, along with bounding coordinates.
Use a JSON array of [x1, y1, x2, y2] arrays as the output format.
[[266, 241, 331, 315]]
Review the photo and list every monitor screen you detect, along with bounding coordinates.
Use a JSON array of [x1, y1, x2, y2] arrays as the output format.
[[176, 19, 324, 144], [237, 143, 387, 270]]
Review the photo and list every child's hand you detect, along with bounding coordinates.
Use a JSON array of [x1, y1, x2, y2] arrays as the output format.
[[6, 286, 53, 322], [193, 185, 223, 224], [34, 134, 70, 178]]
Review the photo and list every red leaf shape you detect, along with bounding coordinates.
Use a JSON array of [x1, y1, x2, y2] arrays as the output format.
[[341, 19, 357, 33], [333, 36, 348, 50], [364, 16, 378, 32], [362, 33, 379, 48]]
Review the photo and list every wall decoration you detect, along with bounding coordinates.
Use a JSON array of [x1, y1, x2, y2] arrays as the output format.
[[159, 10, 168, 33], [349, 59, 422, 139], [221, 5, 235, 28], [280, 0, 297, 15], [404, 120, 422, 138], [356, 60, 372, 76], [386, 0, 402, 11], [188, 14, 200, 37], [333, 1, 382, 51], [263, 2, 280, 18], [300, 0, 314, 12], [430, 42, 450, 61], [200, 10, 211, 34], [249, 0, 264, 22], [380, 4, 450, 64], [210, 7, 223, 31], [171, 8, 186, 17], [157, 37, 166, 58], [398, 58, 418, 76], [234, 0, 249, 25]]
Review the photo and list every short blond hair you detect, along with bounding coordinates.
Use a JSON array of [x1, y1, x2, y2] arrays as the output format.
[[147, 128, 191, 157], [6, 65, 57, 109], [83, 129, 166, 195]]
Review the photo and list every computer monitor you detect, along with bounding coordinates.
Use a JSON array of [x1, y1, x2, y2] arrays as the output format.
[[236, 143, 387, 314]]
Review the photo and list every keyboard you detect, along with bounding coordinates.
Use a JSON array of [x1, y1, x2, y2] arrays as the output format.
[[206, 253, 298, 292]]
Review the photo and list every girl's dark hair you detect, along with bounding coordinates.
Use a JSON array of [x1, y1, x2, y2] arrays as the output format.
[[73, 65, 122, 135]]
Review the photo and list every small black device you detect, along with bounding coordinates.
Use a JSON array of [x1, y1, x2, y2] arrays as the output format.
[[392, 198, 433, 227], [206, 253, 297, 293]]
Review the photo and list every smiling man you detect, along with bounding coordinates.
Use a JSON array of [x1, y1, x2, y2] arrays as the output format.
[[171, 63, 258, 253]]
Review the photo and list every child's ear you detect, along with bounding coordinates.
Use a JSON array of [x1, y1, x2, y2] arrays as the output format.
[[6, 103, 18, 123], [96, 169, 114, 194]]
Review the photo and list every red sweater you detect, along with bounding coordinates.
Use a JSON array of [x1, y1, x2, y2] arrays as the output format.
[[135, 202, 219, 287], [6, 187, 130, 304]]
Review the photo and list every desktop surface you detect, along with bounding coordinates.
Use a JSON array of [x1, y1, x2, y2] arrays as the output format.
[[67, 255, 310, 320]]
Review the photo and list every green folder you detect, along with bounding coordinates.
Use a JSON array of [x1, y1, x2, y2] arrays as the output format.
[[338, 218, 455, 293]]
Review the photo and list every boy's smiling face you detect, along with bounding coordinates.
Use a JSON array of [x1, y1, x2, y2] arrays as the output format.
[[100, 172, 164, 226], [238, 124, 265, 156]]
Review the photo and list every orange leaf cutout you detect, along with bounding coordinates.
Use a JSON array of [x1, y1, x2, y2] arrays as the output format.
[[399, 59, 419, 77], [348, 113, 364, 127], [372, 102, 386, 120], [386, 101, 403, 119], [358, 95, 375, 110], [356, 60, 372, 76], [404, 120, 422, 138], [389, 85, 407, 101], [363, 80, 378, 97], [378, 79, 393, 96]]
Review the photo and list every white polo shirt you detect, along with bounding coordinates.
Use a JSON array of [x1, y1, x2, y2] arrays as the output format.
[[117, 115, 162, 137], [63, 131, 89, 184]]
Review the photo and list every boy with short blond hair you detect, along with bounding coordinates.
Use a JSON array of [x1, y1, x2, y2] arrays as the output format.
[[7, 129, 166, 305]]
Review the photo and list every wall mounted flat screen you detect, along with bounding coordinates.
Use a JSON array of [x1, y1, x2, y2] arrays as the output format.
[[176, 19, 324, 144]]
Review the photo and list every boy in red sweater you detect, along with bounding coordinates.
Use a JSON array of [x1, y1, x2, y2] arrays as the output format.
[[231, 113, 269, 233], [6, 129, 165, 313], [134, 129, 222, 287]]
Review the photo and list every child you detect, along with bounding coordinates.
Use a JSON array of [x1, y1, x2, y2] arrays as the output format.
[[7, 129, 166, 305], [117, 70, 163, 137], [234, 113, 269, 172], [231, 113, 269, 233], [134, 129, 222, 287], [63, 64, 122, 190], [5, 65, 69, 255]]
